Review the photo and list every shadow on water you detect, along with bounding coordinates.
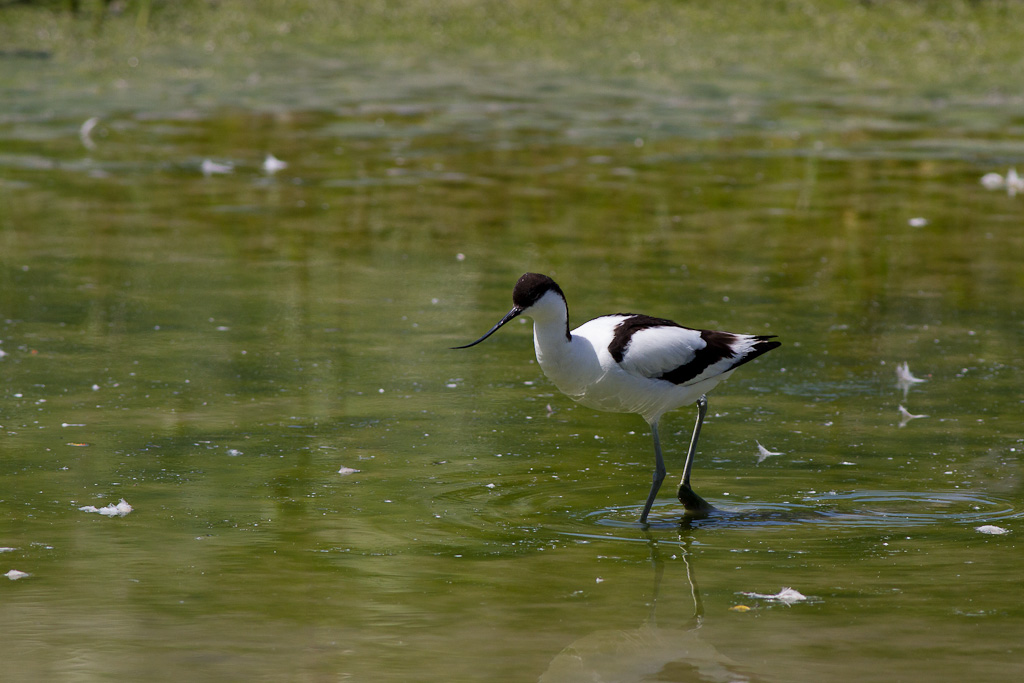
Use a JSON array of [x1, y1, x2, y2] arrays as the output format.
[[586, 490, 1021, 531], [539, 535, 765, 683]]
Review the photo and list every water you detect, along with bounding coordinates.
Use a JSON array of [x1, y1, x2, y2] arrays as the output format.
[[2, 4, 1024, 681]]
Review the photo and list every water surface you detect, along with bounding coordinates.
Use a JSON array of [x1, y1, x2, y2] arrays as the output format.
[[2, 3, 1023, 681]]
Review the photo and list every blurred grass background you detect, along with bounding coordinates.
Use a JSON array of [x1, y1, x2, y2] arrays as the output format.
[[4, 0, 1024, 103]]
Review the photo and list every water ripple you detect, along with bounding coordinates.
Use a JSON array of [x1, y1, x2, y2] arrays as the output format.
[[587, 490, 1021, 531]]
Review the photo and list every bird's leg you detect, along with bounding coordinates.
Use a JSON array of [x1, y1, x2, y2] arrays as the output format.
[[679, 395, 706, 489], [678, 395, 714, 515], [640, 420, 666, 524]]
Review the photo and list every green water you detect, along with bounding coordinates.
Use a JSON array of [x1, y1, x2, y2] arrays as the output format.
[[2, 2, 1024, 681]]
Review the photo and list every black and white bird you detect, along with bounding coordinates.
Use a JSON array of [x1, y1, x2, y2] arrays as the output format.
[[453, 273, 781, 524]]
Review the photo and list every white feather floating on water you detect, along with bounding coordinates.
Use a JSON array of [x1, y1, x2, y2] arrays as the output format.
[[739, 587, 808, 605], [201, 159, 233, 177], [976, 525, 1008, 535], [980, 168, 1024, 197], [5, 570, 31, 581], [895, 361, 926, 398], [897, 404, 928, 428], [980, 172, 1005, 190], [263, 153, 288, 174], [80, 116, 100, 150], [1008, 168, 1024, 197], [79, 498, 133, 517], [338, 466, 360, 475], [755, 441, 783, 464]]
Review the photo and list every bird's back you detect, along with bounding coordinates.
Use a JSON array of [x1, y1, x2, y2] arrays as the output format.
[[538, 313, 778, 422]]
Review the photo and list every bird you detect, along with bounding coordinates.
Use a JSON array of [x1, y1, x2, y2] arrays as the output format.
[[453, 272, 781, 524]]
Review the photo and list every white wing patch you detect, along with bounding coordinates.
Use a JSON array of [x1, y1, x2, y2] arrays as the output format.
[[617, 325, 706, 379]]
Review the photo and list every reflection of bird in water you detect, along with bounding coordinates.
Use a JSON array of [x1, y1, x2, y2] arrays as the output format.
[[454, 273, 780, 524], [539, 537, 760, 683]]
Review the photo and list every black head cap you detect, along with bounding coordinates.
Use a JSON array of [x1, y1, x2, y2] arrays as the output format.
[[512, 273, 564, 310]]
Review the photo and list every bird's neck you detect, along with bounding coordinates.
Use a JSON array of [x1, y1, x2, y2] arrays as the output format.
[[530, 302, 571, 364], [530, 302, 598, 404]]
